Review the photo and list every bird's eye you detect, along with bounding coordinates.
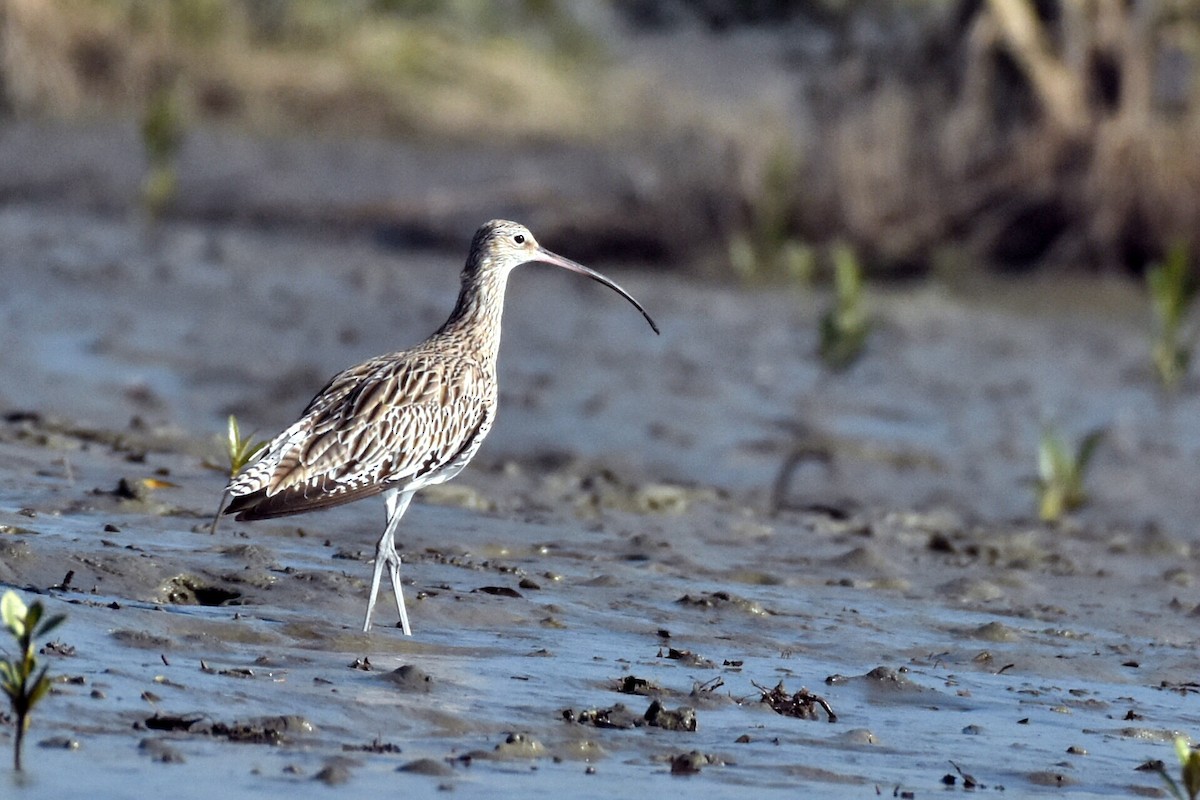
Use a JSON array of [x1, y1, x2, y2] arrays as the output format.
[[513, 234, 526, 245]]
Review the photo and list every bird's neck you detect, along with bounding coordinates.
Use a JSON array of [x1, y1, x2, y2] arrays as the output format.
[[436, 268, 510, 366]]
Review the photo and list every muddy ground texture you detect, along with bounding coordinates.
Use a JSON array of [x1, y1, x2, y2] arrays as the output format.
[[0, 130, 1199, 797]]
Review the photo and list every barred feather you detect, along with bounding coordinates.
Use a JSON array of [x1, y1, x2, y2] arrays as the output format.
[[225, 350, 494, 520]]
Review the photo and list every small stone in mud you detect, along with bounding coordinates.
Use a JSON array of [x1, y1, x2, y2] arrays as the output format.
[[398, 758, 454, 776], [41, 640, 76, 657], [676, 591, 771, 616], [668, 750, 721, 774], [644, 700, 696, 732], [616, 675, 660, 695], [735, 734, 752, 743], [839, 729, 878, 745], [212, 715, 315, 743], [518, 578, 541, 590], [927, 532, 956, 552], [490, 733, 546, 759], [383, 664, 434, 692], [348, 656, 373, 671], [658, 647, 716, 668], [554, 739, 605, 762], [138, 738, 185, 763], [38, 736, 80, 750], [827, 666, 922, 694], [142, 715, 193, 733], [972, 621, 1021, 642], [1028, 771, 1075, 787], [313, 763, 353, 786], [563, 704, 642, 729], [474, 585, 522, 598]]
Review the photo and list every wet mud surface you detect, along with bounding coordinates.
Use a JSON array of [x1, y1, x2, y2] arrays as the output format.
[[1, 205, 1198, 797]]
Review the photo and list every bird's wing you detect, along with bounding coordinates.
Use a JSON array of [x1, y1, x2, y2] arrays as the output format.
[[225, 354, 491, 519]]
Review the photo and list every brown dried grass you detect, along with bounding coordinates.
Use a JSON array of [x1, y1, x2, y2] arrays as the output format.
[[0, 0, 610, 143]]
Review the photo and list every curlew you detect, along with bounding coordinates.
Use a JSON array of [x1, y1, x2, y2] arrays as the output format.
[[223, 220, 659, 635]]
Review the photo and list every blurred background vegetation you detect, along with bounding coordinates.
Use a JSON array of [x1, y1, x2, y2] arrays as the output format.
[[2, 0, 1199, 280]]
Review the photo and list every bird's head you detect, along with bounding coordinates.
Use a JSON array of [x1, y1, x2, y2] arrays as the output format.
[[465, 220, 659, 334]]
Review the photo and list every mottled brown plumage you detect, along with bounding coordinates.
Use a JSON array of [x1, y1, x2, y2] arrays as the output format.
[[224, 220, 658, 635]]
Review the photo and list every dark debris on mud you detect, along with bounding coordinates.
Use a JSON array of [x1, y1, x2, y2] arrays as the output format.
[[140, 713, 315, 744], [562, 698, 697, 732], [751, 681, 837, 722], [657, 646, 716, 668]]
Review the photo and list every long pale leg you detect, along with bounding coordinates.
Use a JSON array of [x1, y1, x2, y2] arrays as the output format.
[[363, 488, 414, 635], [385, 490, 414, 636]]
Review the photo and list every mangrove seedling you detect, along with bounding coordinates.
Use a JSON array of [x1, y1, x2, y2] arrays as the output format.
[[1158, 737, 1200, 800], [1034, 427, 1104, 522], [140, 80, 184, 223], [819, 243, 871, 370], [1147, 243, 1197, 390], [1, 590, 65, 771], [727, 142, 814, 283], [209, 414, 267, 534]]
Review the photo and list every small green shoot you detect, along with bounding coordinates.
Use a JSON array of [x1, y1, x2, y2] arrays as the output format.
[[818, 243, 871, 370], [210, 415, 268, 534], [727, 142, 814, 283], [1, 591, 65, 772], [140, 81, 184, 223], [223, 414, 268, 477], [1035, 427, 1104, 522], [1147, 243, 1198, 390], [1157, 736, 1200, 800]]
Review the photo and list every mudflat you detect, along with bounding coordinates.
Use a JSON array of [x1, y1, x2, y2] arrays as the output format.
[[1, 164, 1196, 796]]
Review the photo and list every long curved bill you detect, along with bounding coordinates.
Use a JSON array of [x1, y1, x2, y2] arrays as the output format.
[[532, 247, 660, 335]]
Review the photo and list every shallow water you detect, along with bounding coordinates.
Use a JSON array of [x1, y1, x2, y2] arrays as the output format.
[[1, 207, 1198, 796]]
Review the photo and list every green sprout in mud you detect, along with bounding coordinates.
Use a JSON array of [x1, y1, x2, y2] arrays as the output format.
[[140, 80, 184, 223], [818, 243, 871, 370], [1034, 427, 1104, 522], [209, 415, 267, 534], [0, 590, 65, 772], [1147, 243, 1197, 390], [1157, 737, 1200, 800], [727, 142, 814, 284]]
